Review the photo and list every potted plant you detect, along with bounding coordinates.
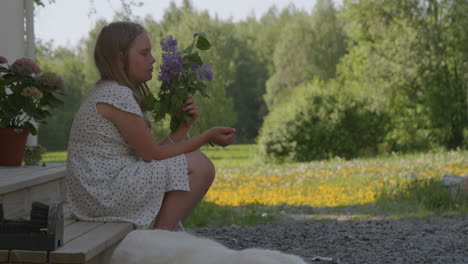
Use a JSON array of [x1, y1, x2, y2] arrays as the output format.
[[23, 144, 46, 165], [0, 56, 64, 166]]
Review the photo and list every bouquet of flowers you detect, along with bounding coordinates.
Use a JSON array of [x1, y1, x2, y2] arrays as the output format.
[[144, 33, 213, 132], [0, 56, 65, 135]]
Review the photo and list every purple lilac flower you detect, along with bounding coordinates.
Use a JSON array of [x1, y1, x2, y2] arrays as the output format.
[[38, 72, 65, 92], [190, 64, 200, 73], [0, 56, 8, 64], [158, 52, 184, 83], [10, 58, 41, 75], [190, 63, 214, 81], [200, 64, 213, 81], [21, 86, 43, 100], [160, 35, 178, 53]]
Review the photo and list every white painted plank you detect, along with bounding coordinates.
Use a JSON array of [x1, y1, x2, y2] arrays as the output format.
[[0, 164, 66, 195], [29, 180, 63, 205], [1, 180, 65, 219], [9, 250, 47, 263], [59, 179, 67, 202], [64, 217, 78, 227], [2, 189, 29, 219], [0, 163, 64, 177], [63, 202, 70, 214], [50, 223, 133, 264], [92, 243, 119, 264], [0, 250, 8, 262], [64, 222, 104, 244], [64, 212, 78, 227], [62, 203, 79, 226]]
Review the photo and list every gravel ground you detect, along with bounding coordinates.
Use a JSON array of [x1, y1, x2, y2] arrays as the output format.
[[190, 216, 468, 264]]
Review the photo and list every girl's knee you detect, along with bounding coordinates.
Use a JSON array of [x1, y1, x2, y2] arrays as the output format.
[[186, 151, 215, 184], [201, 152, 215, 183], [200, 151, 215, 184]]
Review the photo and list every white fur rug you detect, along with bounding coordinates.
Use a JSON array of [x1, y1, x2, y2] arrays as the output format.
[[109, 229, 307, 264]]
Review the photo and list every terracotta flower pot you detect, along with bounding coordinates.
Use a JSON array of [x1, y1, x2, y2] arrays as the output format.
[[0, 127, 29, 166]]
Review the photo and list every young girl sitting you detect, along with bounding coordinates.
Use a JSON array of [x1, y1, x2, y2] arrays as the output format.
[[66, 21, 236, 230]]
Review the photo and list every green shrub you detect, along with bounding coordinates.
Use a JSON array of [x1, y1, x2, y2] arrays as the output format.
[[258, 79, 388, 162]]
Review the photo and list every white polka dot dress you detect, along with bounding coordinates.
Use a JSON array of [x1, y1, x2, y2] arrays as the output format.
[[66, 81, 189, 229]]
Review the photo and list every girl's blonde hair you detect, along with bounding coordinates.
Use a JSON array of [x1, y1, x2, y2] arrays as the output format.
[[94, 21, 151, 107]]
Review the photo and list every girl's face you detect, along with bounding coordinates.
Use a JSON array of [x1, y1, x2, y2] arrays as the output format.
[[127, 32, 156, 85]]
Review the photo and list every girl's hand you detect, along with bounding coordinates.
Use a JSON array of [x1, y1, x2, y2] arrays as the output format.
[[180, 93, 198, 127], [206, 127, 236, 147]]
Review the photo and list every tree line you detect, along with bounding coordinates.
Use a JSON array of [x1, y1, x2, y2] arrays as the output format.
[[37, 0, 467, 162]]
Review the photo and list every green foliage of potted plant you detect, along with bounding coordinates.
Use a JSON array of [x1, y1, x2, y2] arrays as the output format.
[[23, 145, 47, 165], [0, 56, 64, 166]]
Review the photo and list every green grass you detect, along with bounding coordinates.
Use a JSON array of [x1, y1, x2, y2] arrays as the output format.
[[41, 144, 259, 166], [42, 151, 67, 163], [187, 147, 468, 227], [43, 145, 468, 227], [200, 144, 261, 170]]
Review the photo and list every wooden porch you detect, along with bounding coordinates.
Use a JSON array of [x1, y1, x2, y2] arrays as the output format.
[[0, 164, 132, 264]]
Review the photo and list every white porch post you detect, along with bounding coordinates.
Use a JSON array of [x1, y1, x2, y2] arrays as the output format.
[[0, 1, 25, 62], [25, 0, 37, 145]]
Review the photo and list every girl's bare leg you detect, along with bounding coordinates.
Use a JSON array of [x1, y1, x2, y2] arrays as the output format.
[[153, 151, 215, 230]]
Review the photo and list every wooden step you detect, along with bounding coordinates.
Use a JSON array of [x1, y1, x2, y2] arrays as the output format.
[[5, 204, 134, 264], [49, 222, 133, 264], [1, 165, 134, 263], [0, 163, 66, 219]]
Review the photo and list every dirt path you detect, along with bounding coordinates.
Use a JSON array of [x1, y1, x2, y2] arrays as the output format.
[[191, 216, 468, 264]]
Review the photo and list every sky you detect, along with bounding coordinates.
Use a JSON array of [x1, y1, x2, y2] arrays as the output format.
[[35, 0, 342, 48]]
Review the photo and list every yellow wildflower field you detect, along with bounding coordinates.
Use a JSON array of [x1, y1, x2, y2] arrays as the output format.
[[42, 146, 468, 209], [203, 147, 468, 208]]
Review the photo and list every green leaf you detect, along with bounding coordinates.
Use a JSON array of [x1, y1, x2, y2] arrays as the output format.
[[143, 93, 157, 111], [33, 0, 45, 7], [196, 33, 211, 50], [159, 100, 168, 115], [153, 102, 161, 113], [161, 82, 172, 93], [42, 109, 51, 117], [175, 87, 188, 98], [34, 109, 48, 120], [183, 113, 193, 122], [170, 116, 181, 132], [24, 122, 37, 136], [196, 82, 209, 97], [184, 52, 203, 65], [183, 43, 195, 54], [44, 95, 64, 108], [154, 113, 164, 122]]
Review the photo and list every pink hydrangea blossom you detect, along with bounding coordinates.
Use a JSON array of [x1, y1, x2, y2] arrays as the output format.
[[21, 86, 43, 100], [38, 72, 65, 91], [10, 58, 41, 75], [0, 55, 64, 131]]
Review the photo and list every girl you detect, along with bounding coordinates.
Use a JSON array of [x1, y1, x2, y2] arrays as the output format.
[[66, 21, 236, 230]]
